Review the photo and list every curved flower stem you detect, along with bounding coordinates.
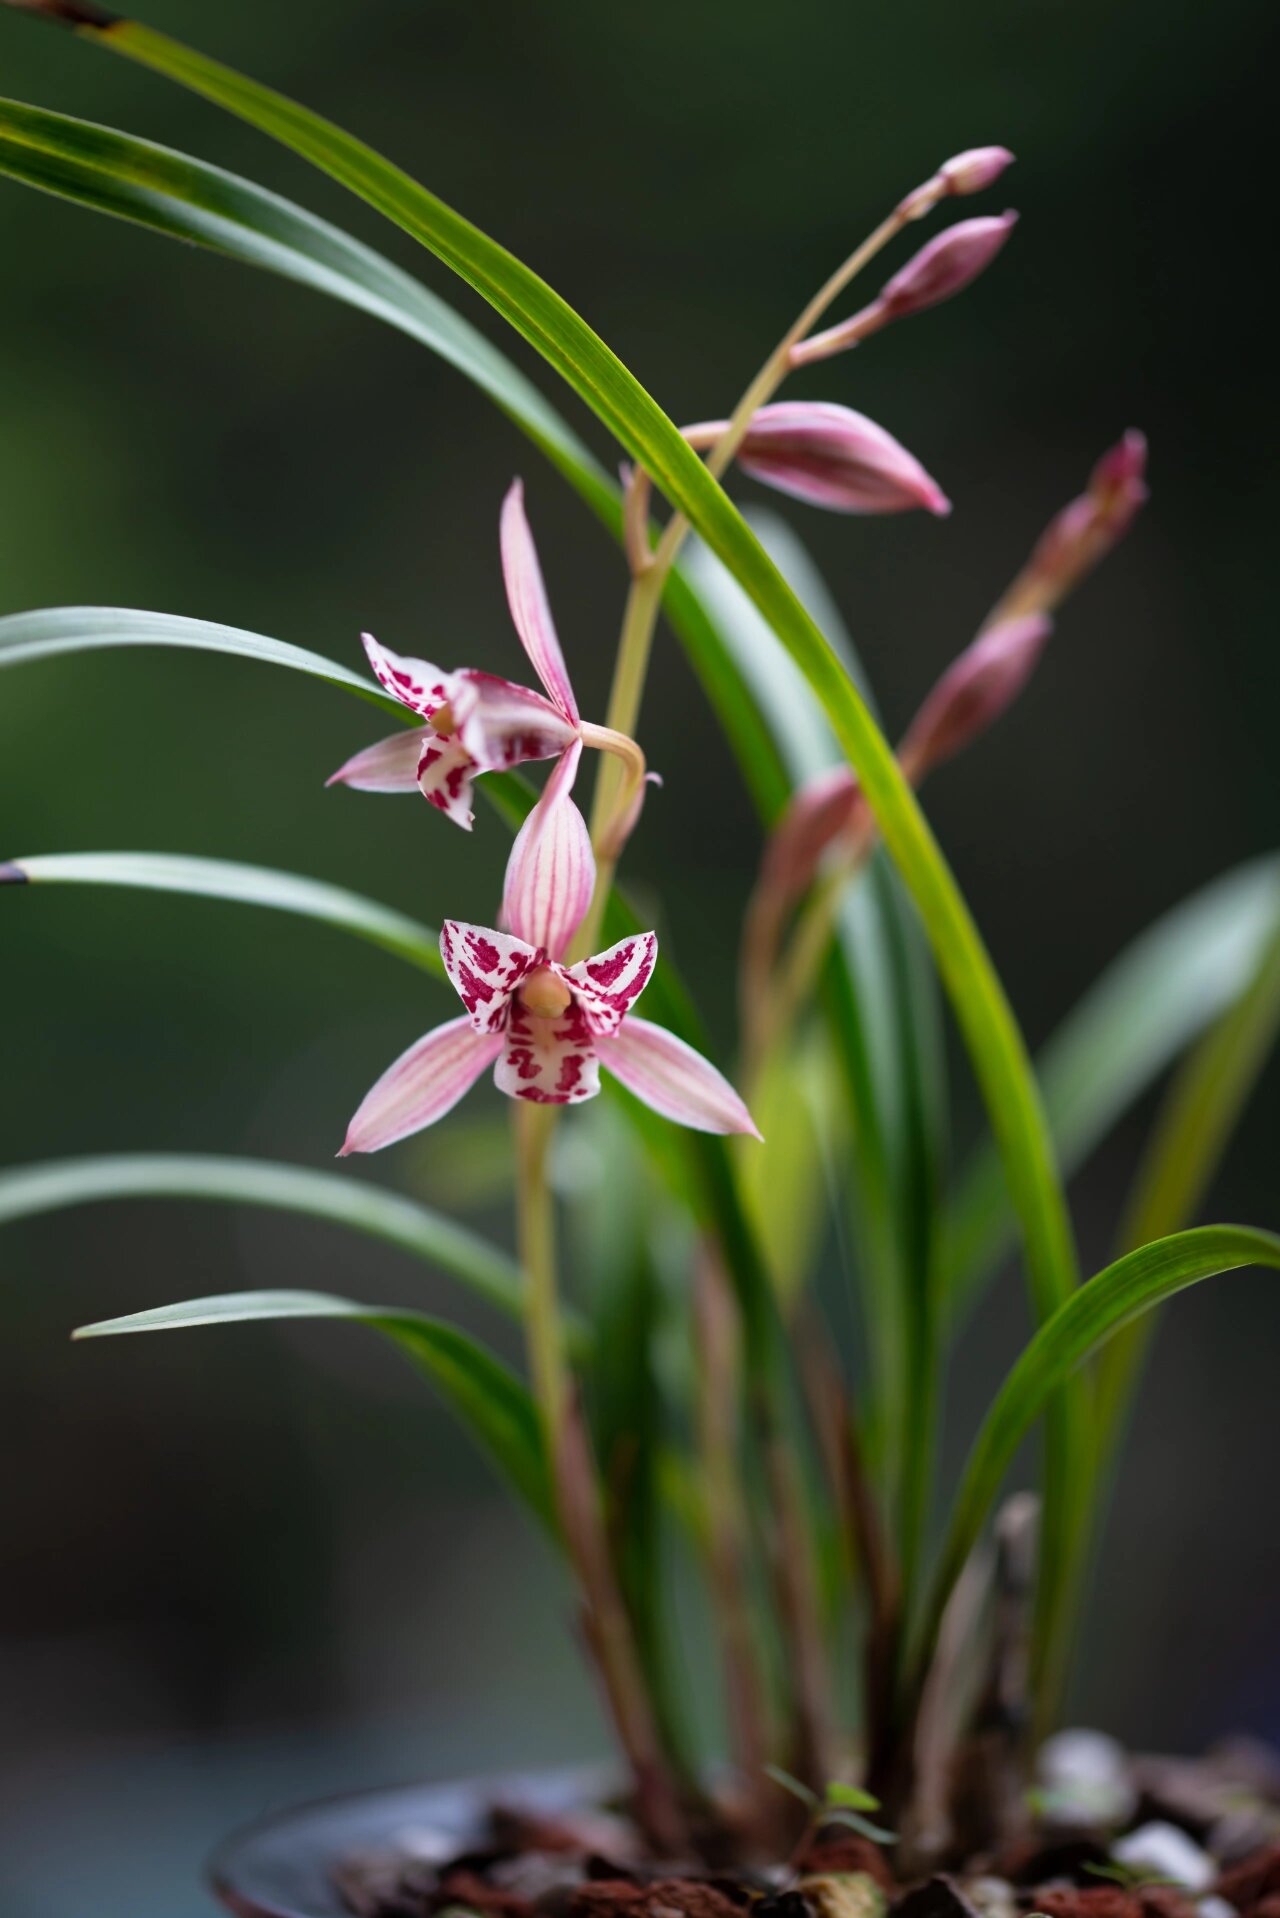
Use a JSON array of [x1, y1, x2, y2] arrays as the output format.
[[584, 193, 928, 899], [514, 1102, 687, 1850]]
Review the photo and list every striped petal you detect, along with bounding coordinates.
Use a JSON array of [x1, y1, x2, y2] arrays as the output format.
[[440, 921, 539, 1034], [500, 480, 580, 724], [416, 734, 478, 830], [494, 995, 600, 1106], [361, 632, 459, 719], [596, 1018, 762, 1138], [326, 725, 428, 792], [451, 670, 578, 772], [562, 931, 658, 1035], [501, 743, 593, 958], [339, 1015, 501, 1154]]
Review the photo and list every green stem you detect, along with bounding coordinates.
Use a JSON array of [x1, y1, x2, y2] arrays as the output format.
[[513, 1103, 687, 1850]]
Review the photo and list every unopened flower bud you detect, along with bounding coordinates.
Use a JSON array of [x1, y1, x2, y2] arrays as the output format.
[[791, 213, 1017, 363], [1025, 430, 1148, 605], [898, 144, 1015, 219], [686, 402, 950, 517], [939, 146, 1016, 196], [760, 766, 868, 908], [898, 613, 1052, 782]]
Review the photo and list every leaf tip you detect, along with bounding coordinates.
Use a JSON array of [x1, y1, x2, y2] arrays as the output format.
[[0, 860, 28, 885]]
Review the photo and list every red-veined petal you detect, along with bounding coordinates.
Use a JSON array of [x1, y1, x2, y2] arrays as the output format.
[[339, 1015, 500, 1154], [500, 479, 580, 724], [562, 930, 658, 1035], [326, 726, 428, 792], [494, 995, 600, 1106], [361, 632, 458, 719], [450, 670, 578, 772], [501, 743, 593, 958], [416, 734, 478, 830], [596, 1018, 762, 1138], [440, 921, 539, 1034]]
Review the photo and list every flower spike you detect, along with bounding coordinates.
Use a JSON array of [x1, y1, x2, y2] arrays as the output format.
[[684, 402, 950, 517]]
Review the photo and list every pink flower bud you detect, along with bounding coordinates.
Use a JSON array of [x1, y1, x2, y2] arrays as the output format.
[[791, 213, 1017, 362], [686, 402, 951, 517], [760, 766, 867, 907], [879, 211, 1018, 321], [1025, 431, 1148, 603], [897, 613, 1052, 781], [939, 146, 1016, 196]]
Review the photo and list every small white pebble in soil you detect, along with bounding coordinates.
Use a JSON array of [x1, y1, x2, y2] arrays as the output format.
[[1037, 1728, 1136, 1827], [1112, 1822, 1215, 1891]]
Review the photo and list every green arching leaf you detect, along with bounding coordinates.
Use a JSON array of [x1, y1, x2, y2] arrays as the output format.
[[944, 855, 1280, 1318], [0, 1153, 526, 1323], [914, 1223, 1280, 1681], [2, 850, 445, 977], [0, 604, 402, 713], [1097, 898, 1280, 1438], [0, 95, 607, 507], [73, 1288, 554, 1531]]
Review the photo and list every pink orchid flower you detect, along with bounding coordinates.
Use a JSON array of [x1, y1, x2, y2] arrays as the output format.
[[341, 756, 760, 1151], [327, 481, 582, 829]]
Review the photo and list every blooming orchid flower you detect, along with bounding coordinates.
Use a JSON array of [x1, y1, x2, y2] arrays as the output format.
[[327, 481, 582, 829], [341, 755, 759, 1151]]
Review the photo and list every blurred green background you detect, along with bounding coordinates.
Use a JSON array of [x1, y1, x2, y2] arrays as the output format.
[[2, 0, 1278, 1911]]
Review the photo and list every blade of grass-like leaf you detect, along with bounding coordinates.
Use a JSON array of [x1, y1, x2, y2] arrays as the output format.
[[0, 604, 401, 710], [0, 95, 605, 506], [4, 4, 1083, 1696], [1, 850, 444, 977], [1099, 900, 1280, 1432], [944, 855, 1280, 1320], [913, 1222, 1280, 1691], [73, 1287, 553, 1529], [0, 1153, 525, 1322]]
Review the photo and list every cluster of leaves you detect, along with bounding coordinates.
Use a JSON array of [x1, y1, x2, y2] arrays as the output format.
[[2, 3, 1279, 1848]]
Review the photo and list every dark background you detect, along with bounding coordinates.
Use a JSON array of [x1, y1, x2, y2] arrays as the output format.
[[2, 2, 1277, 1912]]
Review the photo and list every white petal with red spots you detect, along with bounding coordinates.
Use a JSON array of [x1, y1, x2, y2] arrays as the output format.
[[494, 995, 600, 1106], [563, 931, 658, 1035], [416, 734, 479, 830], [361, 632, 458, 719], [440, 921, 540, 1035]]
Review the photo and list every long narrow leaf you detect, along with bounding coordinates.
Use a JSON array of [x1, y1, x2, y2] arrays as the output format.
[[73, 1288, 554, 1530], [0, 1152, 525, 1321], [1, 850, 444, 976], [915, 1222, 1280, 1681], [944, 855, 1280, 1316]]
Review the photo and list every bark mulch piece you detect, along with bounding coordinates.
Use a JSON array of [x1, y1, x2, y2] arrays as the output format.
[[1218, 1844, 1280, 1913], [565, 1878, 746, 1918]]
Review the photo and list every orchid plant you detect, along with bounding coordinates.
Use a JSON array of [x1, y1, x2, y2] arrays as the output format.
[[4, 1, 1280, 1870]]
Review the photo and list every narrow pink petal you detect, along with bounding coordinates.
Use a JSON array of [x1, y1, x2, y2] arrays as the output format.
[[361, 633, 458, 719], [450, 670, 578, 772], [416, 734, 478, 830], [326, 726, 428, 792], [501, 743, 594, 958], [440, 920, 539, 1034], [562, 930, 658, 1035], [494, 995, 600, 1106], [340, 1015, 500, 1154], [499, 480, 580, 724], [597, 1018, 762, 1139]]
